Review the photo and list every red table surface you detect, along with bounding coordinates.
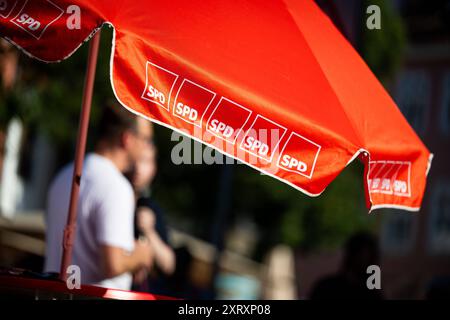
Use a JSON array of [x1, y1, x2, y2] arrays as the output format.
[[0, 275, 176, 300]]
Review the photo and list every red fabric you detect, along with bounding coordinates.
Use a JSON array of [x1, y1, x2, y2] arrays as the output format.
[[0, 0, 432, 211], [0, 274, 175, 300]]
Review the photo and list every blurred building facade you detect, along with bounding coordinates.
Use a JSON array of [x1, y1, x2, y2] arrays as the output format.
[[295, 0, 450, 299], [380, 0, 450, 299]]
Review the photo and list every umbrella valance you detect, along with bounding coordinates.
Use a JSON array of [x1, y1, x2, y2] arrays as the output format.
[[0, 0, 432, 211]]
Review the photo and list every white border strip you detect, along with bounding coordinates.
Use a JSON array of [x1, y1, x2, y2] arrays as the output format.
[[370, 204, 420, 213], [426, 153, 434, 176], [3, 21, 105, 63]]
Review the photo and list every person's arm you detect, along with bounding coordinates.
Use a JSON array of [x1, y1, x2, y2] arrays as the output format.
[[145, 229, 175, 275], [137, 207, 175, 275], [100, 239, 153, 278], [96, 180, 152, 279]]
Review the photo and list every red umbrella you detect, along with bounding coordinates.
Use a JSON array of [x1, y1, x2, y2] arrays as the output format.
[[0, 0, 432, 281]]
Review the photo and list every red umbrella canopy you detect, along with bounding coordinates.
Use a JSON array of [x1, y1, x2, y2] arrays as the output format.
[[0, 0, 433, 211]]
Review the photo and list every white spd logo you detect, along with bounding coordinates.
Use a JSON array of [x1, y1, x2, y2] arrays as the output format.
[[11, 0, 64, 39]]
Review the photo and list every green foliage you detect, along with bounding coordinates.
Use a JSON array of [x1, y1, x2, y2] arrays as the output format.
[[7, 26, 115, 152], [230, 158, 376, 254], [0, 89, 19, 129], [361, 0, 406, 80]]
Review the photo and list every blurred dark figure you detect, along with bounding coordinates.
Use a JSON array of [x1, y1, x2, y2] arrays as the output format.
[[165, 246, 213, 299], [426, 276, 450, 300], [310, 232, 383, 299], [127, 136, 175, 295]]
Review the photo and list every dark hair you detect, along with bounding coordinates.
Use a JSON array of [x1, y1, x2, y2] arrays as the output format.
[[97, 103, 138, 146], [343, 232, 379, 267]]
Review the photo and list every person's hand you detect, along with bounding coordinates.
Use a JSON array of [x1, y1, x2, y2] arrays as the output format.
[[134, 238, 153, 269], [133, 267, 148, 285], [137, 207, 156, 236]]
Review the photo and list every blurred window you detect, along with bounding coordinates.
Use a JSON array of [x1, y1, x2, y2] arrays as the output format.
[[440, 72, 450, 136], [428, 181, 450, 254], [381, 210, 417, 255], [395, 69, 431, 137]]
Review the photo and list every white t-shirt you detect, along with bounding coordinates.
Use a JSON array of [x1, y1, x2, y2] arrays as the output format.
[[44, 153, 135, 290]]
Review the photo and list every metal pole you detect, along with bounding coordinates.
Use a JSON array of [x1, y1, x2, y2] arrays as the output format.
[[210, 162, 234, 297], [59, 31, 101, 281]]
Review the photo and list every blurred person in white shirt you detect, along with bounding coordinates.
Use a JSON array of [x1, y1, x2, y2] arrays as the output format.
[[45, 104, 154, 290]]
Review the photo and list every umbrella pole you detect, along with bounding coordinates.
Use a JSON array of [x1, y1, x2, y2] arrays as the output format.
[[59, 31, 101, 281]]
